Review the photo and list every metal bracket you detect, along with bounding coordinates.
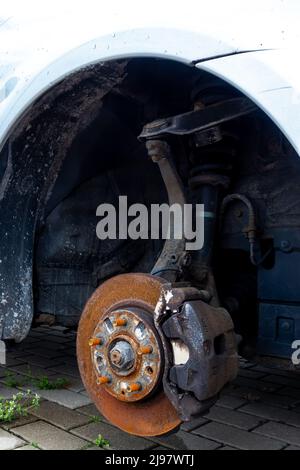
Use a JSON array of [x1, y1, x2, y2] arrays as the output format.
[[139, 98, 256, 139]]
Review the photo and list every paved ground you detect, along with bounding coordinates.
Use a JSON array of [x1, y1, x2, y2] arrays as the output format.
[[0, 325, 299, 450]]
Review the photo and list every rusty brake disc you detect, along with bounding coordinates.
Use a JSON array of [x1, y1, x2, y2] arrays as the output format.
[[76, 273, 181, 436]]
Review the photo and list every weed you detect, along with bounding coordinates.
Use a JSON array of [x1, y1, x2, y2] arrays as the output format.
[[3, 371, 25, 388], [94, 434, 110, 449], [34, 376, 70, 390], [0, 391, 40, 423], [30, 442, 40, 449], [90, 415, 101, 423]]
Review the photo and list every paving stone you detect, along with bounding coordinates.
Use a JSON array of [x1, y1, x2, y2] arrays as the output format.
[[0, 429, 25, 450], [238, 369, 268, 380], [48, 363, 80, 378], [13, 421, 87, 450], [151, 446, 172, 450], [2, 414, 38, 430], [0, 372, 31, 388], [2, 357, 28, 367], [61, 357, 79, 367], [76, 403, 102, 418], [31, 400, 91, 430], [19, 355, 64, 369], [150, 430, 220, 450], [75, 402, 109, 423], [65, 348, 76, 357], [251, 365, 300, 379], [219, 446, 237, 450], [18, 337, 42, 345], [254, 422, 300, 447], [180, 416, 208, 432], [26, 330, 45, 338], [239, 360, 255, 369], [21, 347, 64, 359], [195, 422, 285, 450], [240, 403, 300, 428], [203, 405, 265, 430], [28, 341, 67, 352], [12, 364, 57, 378], [16, 444, 40, 450], [0, 385, 20, 399], [263, 375, 300, 390], [71, 421, 155, 450], [24, 347, 62, 362], [216, 394, 247, 410], [277, 387, 300, 400], [35, 388, 91, 409], [285, 445, 300, 450], [43, 334, 74, 343], [233, 376, 283, 393], [228, 386, 298, 408], [27, 373, 85, 393], [64, 376, 85, 393]]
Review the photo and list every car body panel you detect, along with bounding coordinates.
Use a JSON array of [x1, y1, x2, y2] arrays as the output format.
[[0, 0, 300, 153]]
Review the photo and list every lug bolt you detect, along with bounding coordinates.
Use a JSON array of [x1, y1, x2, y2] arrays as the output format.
[[97, 376, 110, 385], [114, 317, 127, 327], [127, 383, 142, 393], [138, 345, 153, 355], [89, 337, 102, 347]]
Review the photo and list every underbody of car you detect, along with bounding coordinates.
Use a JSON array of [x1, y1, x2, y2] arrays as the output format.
[[0, 57, 299, 436]]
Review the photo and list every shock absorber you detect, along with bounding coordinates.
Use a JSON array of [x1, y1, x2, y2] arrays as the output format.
[[187, 83, 242, 299], [139, 89, 256, 287]]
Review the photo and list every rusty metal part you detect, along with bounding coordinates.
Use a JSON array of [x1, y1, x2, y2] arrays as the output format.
[[97, 376, 110, 385], [220, 193, 260, 265], [189, 174, 231, 190], [163, 300, 238, 401], [144, 140, 187, 282], [138, 345, 153, 355], [77, 273, 181, 437], [153, 285, 238, 422], [89, 337, 102, 347], [114, 317, 127, 327], [139, 98, 256, 139], [128, 383, 142, 393], [90, 307, 163, 403]]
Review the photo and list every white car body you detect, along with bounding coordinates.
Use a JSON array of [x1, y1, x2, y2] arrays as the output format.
[[0, 0, 300, 155]]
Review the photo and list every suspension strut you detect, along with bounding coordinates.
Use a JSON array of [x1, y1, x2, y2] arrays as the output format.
[[137, 92, 256, 420], [76, 90, 257, 436]]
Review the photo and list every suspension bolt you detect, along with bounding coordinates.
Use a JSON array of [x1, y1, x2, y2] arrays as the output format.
[[114, 317, 127, 327], [97, 376, 111, 385], [127, 383, 142, 393], [89, 337, 102, 347], [138, 345, 153, 355]]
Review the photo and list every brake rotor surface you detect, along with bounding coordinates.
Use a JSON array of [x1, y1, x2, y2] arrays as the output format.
[[77, 273, 181, 436]]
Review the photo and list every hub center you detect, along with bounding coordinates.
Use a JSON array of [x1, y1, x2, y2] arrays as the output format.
[[109, 340, 135, 370]]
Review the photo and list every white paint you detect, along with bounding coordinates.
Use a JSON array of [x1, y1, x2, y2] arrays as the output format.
[[171, 339, 190, 365], [0, 1, 299, 154], [198, 48, 300, 155]]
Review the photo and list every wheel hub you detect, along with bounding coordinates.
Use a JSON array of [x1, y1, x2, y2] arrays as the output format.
[[89, 307, 163, 402], [109, 340, 134, 370]]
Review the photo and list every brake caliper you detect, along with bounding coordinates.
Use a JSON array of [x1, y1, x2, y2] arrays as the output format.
[[154, 285, 238, 421]]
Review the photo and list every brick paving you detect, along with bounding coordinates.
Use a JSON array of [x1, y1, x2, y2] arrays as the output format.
[[0, 326, 299, 450]]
